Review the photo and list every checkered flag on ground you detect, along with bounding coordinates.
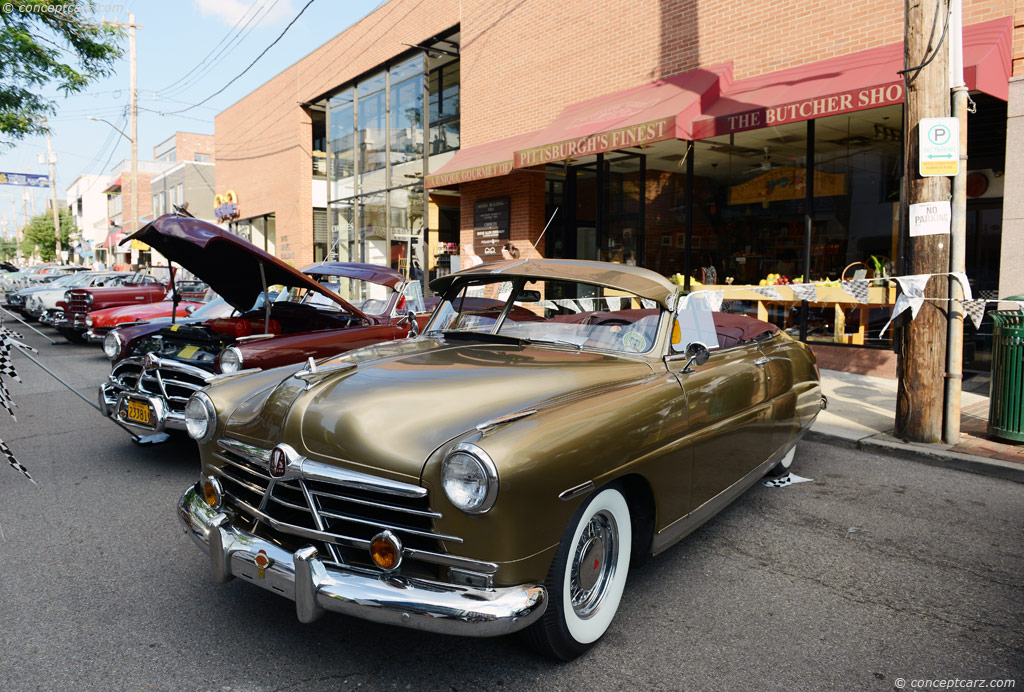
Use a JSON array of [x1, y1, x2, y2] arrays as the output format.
[[840, 279, 870, 304], [0, 436, 34, 484]]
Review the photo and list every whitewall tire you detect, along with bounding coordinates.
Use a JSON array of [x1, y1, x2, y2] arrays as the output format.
[[525, 486, 631, 660], [766, 445, 797, 477]]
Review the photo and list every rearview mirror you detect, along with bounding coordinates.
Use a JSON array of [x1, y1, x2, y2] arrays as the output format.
[[515, 290, 542, 303]]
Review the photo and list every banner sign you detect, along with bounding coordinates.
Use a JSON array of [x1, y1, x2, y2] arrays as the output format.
[[728, 168, 845, 205], [425, 161, 513, 188], [0, 172, 49, 188], [513, 117, 674, 168], [693, 82, 905, 138]]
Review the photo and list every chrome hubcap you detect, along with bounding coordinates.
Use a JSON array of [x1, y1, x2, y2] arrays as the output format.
[[569, 510, 618, 619]]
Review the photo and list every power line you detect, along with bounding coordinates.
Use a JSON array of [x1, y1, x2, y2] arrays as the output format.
[[153, 0, 276, 96], [157, 0, 317, 116]]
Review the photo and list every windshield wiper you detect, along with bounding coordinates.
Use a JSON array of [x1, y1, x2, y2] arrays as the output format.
[[525, 338, 583, 350], [440, 330, 529, 346]]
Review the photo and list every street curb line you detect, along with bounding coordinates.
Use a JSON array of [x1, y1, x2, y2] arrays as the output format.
[[806, 430, 1024, 484]]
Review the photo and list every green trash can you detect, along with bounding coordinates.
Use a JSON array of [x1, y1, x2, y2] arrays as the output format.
[[988, 310, 1024, 443]]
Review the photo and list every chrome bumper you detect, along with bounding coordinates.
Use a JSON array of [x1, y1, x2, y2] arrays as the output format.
[[177, 485, 547, 637], [85, 329, 107, 343], [99, 382, 188, 432]]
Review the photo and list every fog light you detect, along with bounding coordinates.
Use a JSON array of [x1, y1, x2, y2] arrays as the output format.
[[369, 530, 402, 571], [203, 476, 223, 509]]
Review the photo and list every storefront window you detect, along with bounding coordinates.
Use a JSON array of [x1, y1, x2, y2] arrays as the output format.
[[358, 191, 388, 265], [389, 186, 424, 279], [390, 55, 424, 182], [428, 61, 460, 155], [329, 88, 355, 199], [357, 73, 387, 192], [327, 202, 354, 262]]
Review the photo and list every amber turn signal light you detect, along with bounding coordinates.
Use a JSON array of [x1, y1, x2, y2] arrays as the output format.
[[369, 530, 402, 571], [203, 476, 223, 509]]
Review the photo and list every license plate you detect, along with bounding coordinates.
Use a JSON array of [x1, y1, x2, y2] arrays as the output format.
[[124, 398, 153, 426]]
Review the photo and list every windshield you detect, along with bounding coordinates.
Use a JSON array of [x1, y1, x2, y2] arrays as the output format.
[[50, 274, 81, 287], [275, 275, 397, 315], [188, 297, 236, 320], [426, 279, 663, 354]]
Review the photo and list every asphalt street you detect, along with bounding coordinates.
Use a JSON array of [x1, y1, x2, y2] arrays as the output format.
[[0, 318, 1021, 692]]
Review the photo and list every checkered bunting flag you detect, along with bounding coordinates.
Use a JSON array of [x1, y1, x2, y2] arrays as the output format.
[[0, 320, 35, 483], [750, 285, 784, 301], [0, 436, 33, 484], [962, 299, 988, 330], [839, 279, 870, 304], [789, 283, 818, 303]]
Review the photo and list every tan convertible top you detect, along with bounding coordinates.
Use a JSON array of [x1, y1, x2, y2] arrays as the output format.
[[429, 258, 678, 307]]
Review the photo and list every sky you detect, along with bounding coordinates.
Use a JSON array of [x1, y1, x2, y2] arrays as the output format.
[[0, 0, 384, 235]]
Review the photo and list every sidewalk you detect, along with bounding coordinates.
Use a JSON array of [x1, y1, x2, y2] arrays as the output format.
[[810, 368, 1024, 483]]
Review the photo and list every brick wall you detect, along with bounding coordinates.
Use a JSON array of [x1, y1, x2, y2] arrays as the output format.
[[174, 132, 215, 163], [458, 168, 546, 258], [216, 0, 1017, 264]]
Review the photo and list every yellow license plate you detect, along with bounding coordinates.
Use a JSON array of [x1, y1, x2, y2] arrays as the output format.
[[125, 399, 152, 425]]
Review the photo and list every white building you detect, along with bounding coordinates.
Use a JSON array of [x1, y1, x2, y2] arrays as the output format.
[[65, 174, 110, 267]]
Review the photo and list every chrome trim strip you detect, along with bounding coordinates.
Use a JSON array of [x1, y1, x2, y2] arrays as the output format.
[[558, 480, 594, 502], [309, 488, 442, 518], [218, 437, 271, 464], [475, 409, 537, 431], [316, 508, 463, 543], [179, 488, 543, 636], [301, 458, 427, 499], [212, 451, 271, 481]]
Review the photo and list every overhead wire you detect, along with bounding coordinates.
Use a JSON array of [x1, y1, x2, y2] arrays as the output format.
[[157, 0, 318, 116]]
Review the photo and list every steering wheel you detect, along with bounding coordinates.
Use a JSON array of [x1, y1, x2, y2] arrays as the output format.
[[594, 318, 631, 327]]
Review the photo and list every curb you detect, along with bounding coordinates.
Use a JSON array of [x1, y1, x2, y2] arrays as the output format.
[[806, 429, 1024, 484]]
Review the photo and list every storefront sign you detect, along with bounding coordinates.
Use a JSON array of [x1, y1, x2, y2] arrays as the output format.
[[728, 167, 845, 205], [918, 117, 959, 177], [425, 161, 513, 188], [214, 190, 239, 222], [693, 82, 905, 138], [473, 197, 510, 262], [513, 117, 674, 168], [908, 200, 951, 236], [0, 172, 49, 187]]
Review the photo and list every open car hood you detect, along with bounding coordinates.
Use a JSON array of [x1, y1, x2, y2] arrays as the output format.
[[123, 214, 367, 319]]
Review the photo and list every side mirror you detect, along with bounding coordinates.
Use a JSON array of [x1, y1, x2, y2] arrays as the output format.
[[682, 342, 710, 373], [184, 304, 197, 314]]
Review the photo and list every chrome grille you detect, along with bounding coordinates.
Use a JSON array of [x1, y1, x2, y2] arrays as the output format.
[[109, 358, 210, 413], [211, 438, 482, 576], [69, 293, 89, 314]]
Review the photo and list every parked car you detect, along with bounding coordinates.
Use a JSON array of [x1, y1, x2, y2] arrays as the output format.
[[99, 213, 431, 439], [176, 258, 823, 659], [54, 268, 199, 343], [23, 272, 132, 322], [5, 272, 79, 311], [83, 290, 212, 343]]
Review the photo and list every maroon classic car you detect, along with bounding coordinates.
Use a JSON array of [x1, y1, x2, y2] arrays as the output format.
[[99, 213, 429, 438], [55, 266, 205, 343]]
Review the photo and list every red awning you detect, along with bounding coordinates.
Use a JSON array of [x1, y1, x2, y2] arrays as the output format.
[[692, 17, 1011, 139], [101, 177, 122, 195], [424, 130, 544, 189], [102, 231, 125, 250], [513, 64, 732, 168]]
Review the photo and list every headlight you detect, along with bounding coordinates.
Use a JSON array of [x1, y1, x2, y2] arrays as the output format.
[[84, 293, 93, 305], [85, 315, 93, 326], [217, 346, 243, 374], [441, 443, 498, 514], [184, 391, 217, 443], [102, 331, 122, 360], [63, 291, 72, 302]]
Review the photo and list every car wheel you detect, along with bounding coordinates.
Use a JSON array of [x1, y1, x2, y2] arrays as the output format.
[[59, 327, 85, 344], [765, 445, 797, 477], [525, 486, 631, 660]]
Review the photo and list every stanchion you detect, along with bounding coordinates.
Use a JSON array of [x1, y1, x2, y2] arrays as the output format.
[[0, 305, 57, 345]]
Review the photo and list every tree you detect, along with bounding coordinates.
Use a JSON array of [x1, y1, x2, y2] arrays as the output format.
[[0, 4, 122, 144], [21, 208, 75, 260]]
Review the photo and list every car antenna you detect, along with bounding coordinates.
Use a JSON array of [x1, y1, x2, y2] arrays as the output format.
[[491, 207, 557, 274]]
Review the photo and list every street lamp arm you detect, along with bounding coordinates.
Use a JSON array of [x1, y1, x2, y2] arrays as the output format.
[[87, 116, 134, 143]]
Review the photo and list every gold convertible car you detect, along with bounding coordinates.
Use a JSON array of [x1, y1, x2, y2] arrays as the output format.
[[177, 259, 823, 659]]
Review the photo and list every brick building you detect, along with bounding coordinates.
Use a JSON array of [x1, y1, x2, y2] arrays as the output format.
[[214, 0, 1019, 374]]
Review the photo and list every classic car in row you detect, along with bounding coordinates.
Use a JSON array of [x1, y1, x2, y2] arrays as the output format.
[[54, 267, 205, 343], [83, 290, 211, 343], [24, 272, 133, 322], [99, 214, 429, 440], [176, 258, 823, 659]]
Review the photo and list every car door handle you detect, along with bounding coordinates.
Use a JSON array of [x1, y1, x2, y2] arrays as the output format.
[[754, 356, 770, 367]]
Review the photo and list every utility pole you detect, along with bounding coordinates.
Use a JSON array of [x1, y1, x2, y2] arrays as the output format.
[[943, 0, 967, 444], [104, 14, 142, 262], [896, 0, 952, 442], [44, 123, 62, 259]]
